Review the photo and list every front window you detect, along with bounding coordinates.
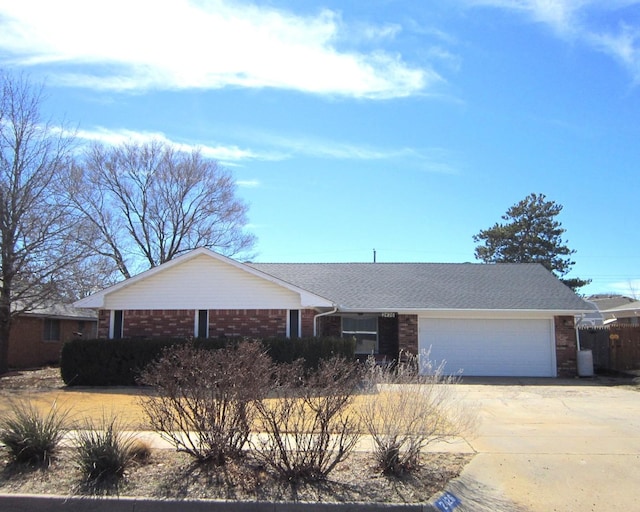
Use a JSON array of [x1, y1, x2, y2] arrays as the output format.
[[342, 315, 378, 354], [43, 318, 60, 342], [196, 309, 209, 338], [111, 310, 123, 339]]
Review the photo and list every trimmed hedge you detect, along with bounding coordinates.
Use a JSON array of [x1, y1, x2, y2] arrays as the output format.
[[60, 337, 355, 386]]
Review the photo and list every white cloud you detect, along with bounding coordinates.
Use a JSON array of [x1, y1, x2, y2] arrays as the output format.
[[73, 127, 282, 165], [465, 0, 640, 80], [588, 23, 640, 81], [236, 179, 261, 188], [245, 131, 458, 173], [0, 0, 437, 99], [69, 126, 457, 172]]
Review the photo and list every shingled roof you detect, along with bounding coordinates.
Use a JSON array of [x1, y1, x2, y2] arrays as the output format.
[[249, 262, 594, 312]]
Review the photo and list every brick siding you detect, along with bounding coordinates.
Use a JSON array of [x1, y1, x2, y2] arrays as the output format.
[[98, 310, 110, 338], [555, 315, 578, 377], [398, 314, 418, 355], [317, 315, 341, 337], [9, 316, 97, 368], [208, 309, 287, 338], [123, 310, 194, 338], [97, 309, 323, 340], [301, 309, 316, 337]]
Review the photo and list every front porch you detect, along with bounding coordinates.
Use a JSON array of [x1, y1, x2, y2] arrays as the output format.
[[317, 312, 415, 363]]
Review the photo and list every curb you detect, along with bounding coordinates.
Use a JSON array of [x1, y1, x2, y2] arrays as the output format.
[[0, 494, 439, 512]]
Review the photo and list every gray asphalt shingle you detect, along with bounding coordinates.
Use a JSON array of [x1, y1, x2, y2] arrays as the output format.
[[249, 262, 594, 311]]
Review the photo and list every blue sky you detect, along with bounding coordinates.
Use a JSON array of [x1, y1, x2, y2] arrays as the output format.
[[0, 0, 638, 297]]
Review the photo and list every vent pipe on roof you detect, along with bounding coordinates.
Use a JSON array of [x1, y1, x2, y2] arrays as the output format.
[[373, 248, 376, 263]]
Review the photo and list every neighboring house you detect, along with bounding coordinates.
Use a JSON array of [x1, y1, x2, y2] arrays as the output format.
[[9, 304, 97, 368], [600, 301, 640, 326], [74, 248, 595, 378], [585, 294, 638, 325]]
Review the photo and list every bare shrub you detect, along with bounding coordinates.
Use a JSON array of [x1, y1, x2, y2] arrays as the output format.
[[360, 351, 475, 476], [252, 357, 362, 482], [139, 341, 271, 464], [0, 400, 69, 467]]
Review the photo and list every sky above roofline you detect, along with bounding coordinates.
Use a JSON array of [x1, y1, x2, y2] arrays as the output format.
[[1, 0, 638, 298]]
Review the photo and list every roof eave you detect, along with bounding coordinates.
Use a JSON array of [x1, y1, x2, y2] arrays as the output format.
[[335, 307, 594, 315]]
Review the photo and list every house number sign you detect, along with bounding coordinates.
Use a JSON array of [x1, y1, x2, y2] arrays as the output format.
[[381, 312, 396, 318], [434, 491, 461, 511]]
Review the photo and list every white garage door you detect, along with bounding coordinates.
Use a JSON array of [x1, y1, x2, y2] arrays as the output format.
[[418, 318, 556, 377]]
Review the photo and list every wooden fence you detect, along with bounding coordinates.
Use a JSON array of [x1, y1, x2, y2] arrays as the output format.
[[578, 325, 640, 373]]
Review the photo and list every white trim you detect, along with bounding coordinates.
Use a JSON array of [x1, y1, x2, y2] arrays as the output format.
[[339, 308, 591, 316], [109, 310, 123, 339], [193, 310, 198, 337]]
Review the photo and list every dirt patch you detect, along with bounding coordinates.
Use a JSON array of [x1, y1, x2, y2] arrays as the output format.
[[0, 366, 64, 390], [0, 448, 472, 504]]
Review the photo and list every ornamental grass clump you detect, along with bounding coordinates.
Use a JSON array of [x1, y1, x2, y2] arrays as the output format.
[[360, 351, 476, 476], [139, 341, 272, 465], [73, 414, 137, 487], [0, 399, 69, 467], [252, 356, 363, 482]]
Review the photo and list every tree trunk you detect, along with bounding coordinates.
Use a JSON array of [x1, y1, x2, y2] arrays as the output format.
[[0, 302, 11, 375]]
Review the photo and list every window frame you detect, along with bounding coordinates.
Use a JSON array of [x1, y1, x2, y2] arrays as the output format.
[[110, 310, 123, 339], [195, 309, 209, 338], [43, 318, 61, 342], [288, 309, 300, 339], [341, 315, 379, 355]]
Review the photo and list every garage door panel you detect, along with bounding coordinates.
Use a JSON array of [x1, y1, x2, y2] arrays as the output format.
[[418, 318, 555, 377]]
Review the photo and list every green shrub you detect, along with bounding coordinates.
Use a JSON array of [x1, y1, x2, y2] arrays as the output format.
[[263, 336, 355, 372], [61, 338, 185, 386], [61, 336, 355, 386], [0, 400, 69, 466]]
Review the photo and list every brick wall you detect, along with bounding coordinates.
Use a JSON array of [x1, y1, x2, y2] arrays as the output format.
[[555, 315, 577, 377], [97, 309, 322, 339], [9, 316, 96, 368], [209, 309, 287, 338], [398, 314, 418, 355], [98, 310, 110, 338], [301, 309, 316, 337], [123, 310, 194, 338], [317, 315, 341, 337]]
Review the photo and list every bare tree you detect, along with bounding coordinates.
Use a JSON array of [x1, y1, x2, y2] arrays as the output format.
[[0, 72, 86, 374], [66, 140, 256, 279]]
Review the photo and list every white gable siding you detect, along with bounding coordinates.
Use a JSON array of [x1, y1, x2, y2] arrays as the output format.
[[103, 254, 303, 310]]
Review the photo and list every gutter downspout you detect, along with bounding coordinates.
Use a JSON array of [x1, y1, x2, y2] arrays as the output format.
[[313, 306, 338, 337]]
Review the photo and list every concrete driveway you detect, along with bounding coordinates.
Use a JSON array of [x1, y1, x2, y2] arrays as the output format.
[[444, 378, 640, 512]]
